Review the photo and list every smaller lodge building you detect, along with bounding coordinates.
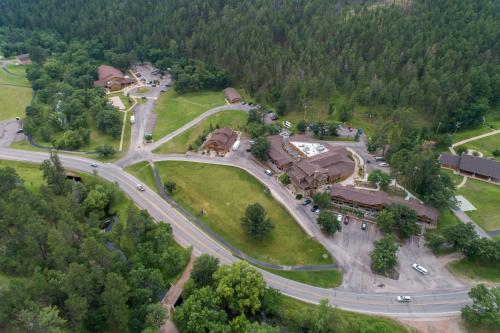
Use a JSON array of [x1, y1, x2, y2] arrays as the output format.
[[440, 153, 500, 183], [94, 65, 134, 92], [330, 184, 438, 225], [203, 128, 238, 156]]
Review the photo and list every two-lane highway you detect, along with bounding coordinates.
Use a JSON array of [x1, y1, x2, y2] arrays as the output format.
[[0, 147, 471, 317]]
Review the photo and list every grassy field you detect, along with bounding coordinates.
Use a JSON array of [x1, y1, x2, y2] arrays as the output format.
[[440, 168, 464, 186], [457, 133, 500, 159], [154, 110, 247, 154], [457, 178, 500, 232], [262, 267, 342, 288], [448, 258, 500, 282], [280, 295, 409, 333], [0, 159, 44, 191], [0, 64, 33, 121], [152, 90, 226, 139], [127, 161, 333, 266]]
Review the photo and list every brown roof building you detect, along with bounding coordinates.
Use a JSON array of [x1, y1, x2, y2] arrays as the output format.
[[203, 128, 238, 155], [440, 153, 500, 183], [223, 87, 241, 104], [268, 135, 294, 169], [330, 184, 438, 224], [94, 65, 134, 92], [16, 53, 31, 65]]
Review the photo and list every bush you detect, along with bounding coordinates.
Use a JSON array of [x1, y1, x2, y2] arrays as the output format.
[[492, 149, 500, 157], [455, 146, 467, 155], [295, 194, 303, 200], [96, 144, 116, 158]]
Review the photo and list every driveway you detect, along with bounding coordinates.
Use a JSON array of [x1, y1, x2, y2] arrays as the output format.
[[0, 119, 24, 147]]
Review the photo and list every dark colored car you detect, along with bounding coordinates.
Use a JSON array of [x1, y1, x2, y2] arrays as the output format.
[[302, 199, 312, 206], [343, 216, 350, 225], [310, 205, 319, 212]]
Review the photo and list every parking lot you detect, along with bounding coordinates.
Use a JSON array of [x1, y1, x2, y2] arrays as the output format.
[[301, 205, 467, 292]]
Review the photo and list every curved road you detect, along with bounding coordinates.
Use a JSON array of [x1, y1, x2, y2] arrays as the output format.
[[0, 147, 471, 317]]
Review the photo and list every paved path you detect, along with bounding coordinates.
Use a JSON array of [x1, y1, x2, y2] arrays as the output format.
[[0, 147, 472, 317], [451, 208, 490, 239], [456, 175, 468, 189], [146, 103, 253, 152], [451, 129, 500, 148]]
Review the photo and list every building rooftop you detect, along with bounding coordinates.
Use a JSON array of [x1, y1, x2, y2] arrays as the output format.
[[440, 153, 500, 179]]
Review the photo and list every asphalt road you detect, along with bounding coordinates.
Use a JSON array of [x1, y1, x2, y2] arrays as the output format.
[[0, 147, 472, 317]]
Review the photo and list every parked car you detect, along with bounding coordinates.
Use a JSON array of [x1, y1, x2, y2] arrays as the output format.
[[16, 129, 24, 133], [374, 156, 385, 162], [361, 222, 367, 230], [396, 296, 411, 303], [249, 140, 255, 145], [337, 214, 343, 222], [412, 263, 428, 275], [302, 199, 312, 206], [366, 160, 371, 164], [311, 205, 319, 212], [343, 215, 350, 225], [314, 208, 320, 215], [242, 101, 247, 105], [90, 163, 98, 168], [265, 169, 273, 176], [379, 162, 389, 167], [136, 184, 145, 192]]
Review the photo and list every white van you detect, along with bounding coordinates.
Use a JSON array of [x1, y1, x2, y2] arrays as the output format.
[[412, 263, 428, 275], [130, 115, 135, 124]]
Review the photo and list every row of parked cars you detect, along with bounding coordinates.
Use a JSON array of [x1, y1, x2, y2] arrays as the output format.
[[301, 199, 368, 230]]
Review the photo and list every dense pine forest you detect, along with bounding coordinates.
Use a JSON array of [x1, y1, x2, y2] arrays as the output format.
[[0, 155, 189, 332], [1, 0, 498, 131]]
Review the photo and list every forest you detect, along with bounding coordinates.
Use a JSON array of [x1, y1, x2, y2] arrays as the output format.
[[0, 154, 189, 332], [0, 0, 498, 131]]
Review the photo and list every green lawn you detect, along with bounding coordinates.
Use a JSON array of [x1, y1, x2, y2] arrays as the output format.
[[152, 90, 226, 139], [262, 267, 342, 288], [448, 258, 500, 282], [125, 162, 158, 193], [0, 159, 44, 191], [440, 168, 464, 186], [280, 295, 409, 333], [0, 86, 33, 121], [154, 110, 247, 154], [457, 133, 500, 159], [127, 161, 333, 266], [0, 64, 32, 121], [0, 64, 30, 86], [457, 178, 500, 232]]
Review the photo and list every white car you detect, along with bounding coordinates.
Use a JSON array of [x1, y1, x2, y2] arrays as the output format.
[[396, 295, 411, 303], [265, 169, 273, 176], [136, 184, 146, 192], [379, 162, 389, 167], [90, 163, 98, 168], [412, 263, 428, 275], [337, 214, 343, 222]]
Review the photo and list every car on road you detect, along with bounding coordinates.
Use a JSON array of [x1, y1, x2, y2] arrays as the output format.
[[265, 169, 273, 176], [396, 296, 411, 303], [90, 163, 98, 168], [379, 162, 389, 167], [361, 222, 367, 230], [136, 184, 145, 192], [302, 198, 312, 206], [412, 263, 428, 275], [343, 215, 350, 225], [313, 207, 321, 215]]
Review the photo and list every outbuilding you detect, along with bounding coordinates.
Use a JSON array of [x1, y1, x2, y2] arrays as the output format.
[[223, 87, 241, 104]]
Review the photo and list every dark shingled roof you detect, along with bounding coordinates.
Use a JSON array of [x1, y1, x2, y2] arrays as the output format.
[[439, 153, 461, 168], [330, 184, 439, 222], [459, 154, 500, 179], [440, 153, 500, 179]]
